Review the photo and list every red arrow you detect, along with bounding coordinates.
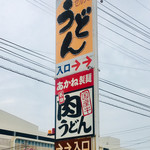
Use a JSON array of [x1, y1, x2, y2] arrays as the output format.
[[72, 60, 81, 71], [82, 56, 92, 67]]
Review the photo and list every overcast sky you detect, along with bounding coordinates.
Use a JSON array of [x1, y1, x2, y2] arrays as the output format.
[[0, 0, 150, 150]]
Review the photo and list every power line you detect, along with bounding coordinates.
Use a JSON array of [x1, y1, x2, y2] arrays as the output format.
[[1, 0, 150, 122], [31, 0, 56, 16], [136, 0, 150, 12], [0, 64, 54, 86], [0, 55, 54, 78], [98, 3, 150, 38], [112, 139, 150, 149], [34, 0, 55, 12], [2, 59, 150, 119], [0, 47, 55, 72], [98, 7, 150, 39], [99, 15, 150, 45], [0, 41, 54, 63], [99, 88, 150, 109], [99, 78, 150, 99], [99, 39, 150, 66], [1, 45, 150, 114], [98, 135, 150, 148], [104, 0, 150, 30], [100, 94, 150, 113], [100, 100, 150, 118], [2, 46, 150, 104], [2, 43, 150, 103], [99, 22, 150, 51], [100, 61, 150, 72], [38, 0, 53, 8], [33, 0, 52, 10], [25, 0, 53, 15], [0, 38, 55, 63], [101, 125, 150, 136], [122, 135, 150, 145], [98, 34, 150, 65]]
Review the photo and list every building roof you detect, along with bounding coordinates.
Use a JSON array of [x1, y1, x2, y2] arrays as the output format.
[[0, 109, 38, 135]]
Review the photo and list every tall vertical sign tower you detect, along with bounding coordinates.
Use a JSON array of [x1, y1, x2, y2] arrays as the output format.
[[55, 0, 99, 149]]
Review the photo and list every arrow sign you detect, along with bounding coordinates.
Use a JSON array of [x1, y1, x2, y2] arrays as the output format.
[[72, 60, 80, 71], [82, 56, 92, 67], [64, 143, 72, 150], [56, 144, 63, 150]]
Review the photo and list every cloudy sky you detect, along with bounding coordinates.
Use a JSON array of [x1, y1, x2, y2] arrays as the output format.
[[0, 0, 150, 150]]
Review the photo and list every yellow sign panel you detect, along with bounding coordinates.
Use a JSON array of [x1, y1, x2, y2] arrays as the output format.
[[56, 0, 93, 64]]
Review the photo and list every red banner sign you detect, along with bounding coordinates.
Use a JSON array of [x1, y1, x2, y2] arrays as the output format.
[[55, 69, 94, 95]]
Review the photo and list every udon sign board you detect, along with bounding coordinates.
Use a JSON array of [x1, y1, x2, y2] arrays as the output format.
[[55, 69, 94, 140]]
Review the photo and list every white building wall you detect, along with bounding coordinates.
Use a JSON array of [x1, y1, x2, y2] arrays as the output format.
[[99, 137, 131, 150], [0, 110, 38, 135], [0, 134, 13, 150], [99, 136, 120, 149]]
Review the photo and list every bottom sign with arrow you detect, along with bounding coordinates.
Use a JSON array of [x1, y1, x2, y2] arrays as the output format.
[[55, 137, 91, 150]]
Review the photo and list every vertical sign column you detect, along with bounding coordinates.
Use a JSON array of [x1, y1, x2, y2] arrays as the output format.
[[55, 0, 99, 149]]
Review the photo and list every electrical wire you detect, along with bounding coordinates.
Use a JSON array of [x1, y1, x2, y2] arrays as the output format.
[[25, 0, 53, 15], [32, 0, 52, 10], [30, 0, 56, 16], [38, 0, 53, 8], [99, 78, 150, 99], [1, 0, 150, 123], [1, 55, 150, 119], [35, 0, 55, 12], [0, 47, 55, 72], [136, 0, 150, 12], [99, 22, 150, 51], [98, 34, 150, 65], [0, 38, 55, 63], [0, 55, 54, 78], [98, 3, 150, 37], [98, 38, 150, 66], [1, 59, 150, 119], [98, 15, 150, 45], [98, 7, 150, 39], [1, 46, 150, 115], [2, 44, 150, 103], [0, 41, 54, 63], [2, 50, 150, 117], [111, 139, 150, 149], [100, 61, 150, 72], [100, 100, 150, 118], [2, 48, 149, 103], [99, 88, 150, 109], [101, 125, 150, 136], [100, 94, 150, 113], [0, 64, 54, 86], [104, 0, 150, 30]]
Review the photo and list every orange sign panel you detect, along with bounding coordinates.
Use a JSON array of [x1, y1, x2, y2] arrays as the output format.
[[56, 0, 93, 64]]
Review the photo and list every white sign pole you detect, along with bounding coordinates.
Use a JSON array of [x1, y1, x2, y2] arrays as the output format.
[[92, 0, 100, 150]]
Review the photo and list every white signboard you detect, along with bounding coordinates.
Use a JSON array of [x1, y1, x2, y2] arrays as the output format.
[[55, 87, 94, 140]]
